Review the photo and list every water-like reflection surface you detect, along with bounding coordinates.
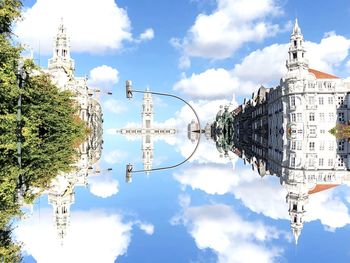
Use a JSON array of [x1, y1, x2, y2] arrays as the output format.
[[2, 9, 350, 263]]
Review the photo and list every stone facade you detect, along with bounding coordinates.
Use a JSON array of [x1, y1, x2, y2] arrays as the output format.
[[210, 20, 350, 244]]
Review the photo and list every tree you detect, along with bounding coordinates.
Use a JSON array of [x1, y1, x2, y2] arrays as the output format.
[[1, 1, 88, 261]]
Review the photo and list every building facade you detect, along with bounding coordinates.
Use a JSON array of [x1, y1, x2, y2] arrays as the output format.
[[210, 19, 350, 244], [44, 21, 104, 243]]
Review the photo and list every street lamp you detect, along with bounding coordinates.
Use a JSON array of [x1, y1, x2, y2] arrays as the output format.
[[124, 80, 202, 182]]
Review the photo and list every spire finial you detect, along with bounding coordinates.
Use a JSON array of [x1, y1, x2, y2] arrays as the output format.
[[292, 18, 301, 35]]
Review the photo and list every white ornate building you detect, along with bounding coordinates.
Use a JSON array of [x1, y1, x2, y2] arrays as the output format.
[[116, 90, 176, 177], [211, 19, 350, 244], [45, 21, 103, 243]]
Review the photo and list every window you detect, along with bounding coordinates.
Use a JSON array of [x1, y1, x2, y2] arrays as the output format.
[[290, 96, 295, 107], [328, 97, 334, 104], [319, 97, 324, 105], [338, 140, 345, 151], [320, 129, 325, 134], [291, 113, 296, 122], [320, 141, 325, 150], [338, 112, 345, 122], [328, 142, 334, 150], [296, 141, 302, 150], [291, 156, 296, 166], [297, 113, 302, 122], [308, 96, 315, 105], [309, 142, 315, 151], [328, 159, 334, 166], [319, 158, 324, 166], [309, 158, 315, 167], [310, 128, 316, 135], [338, 96, 344, 106], [338, 157, 345, 167], [291, 141, 296, 150], [319, 113, 325, 122], [309, 112, 315, 121], [293, 52, 297, 59], [329, 113, 334, 122]]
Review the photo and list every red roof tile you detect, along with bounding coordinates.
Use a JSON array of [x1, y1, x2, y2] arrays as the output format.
[[308, 184, 339, 195], [308, 68, 339, 79]]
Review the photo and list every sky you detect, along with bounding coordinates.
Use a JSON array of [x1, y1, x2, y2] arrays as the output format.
[[11, 0, 350, 262]]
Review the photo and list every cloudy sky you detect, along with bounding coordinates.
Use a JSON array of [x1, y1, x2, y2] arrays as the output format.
[[13, 0, 350, 262]]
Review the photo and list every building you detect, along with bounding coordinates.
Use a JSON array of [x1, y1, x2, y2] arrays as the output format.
[[45, 21, 104, 243], [210, 19, 350, 244], [115, 90, 176, 177]]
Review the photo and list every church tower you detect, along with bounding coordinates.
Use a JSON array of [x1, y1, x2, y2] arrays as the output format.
[[286, 191, 308, 244], [141, 90, 154, 174], [286, 19, 308, 72], [142, 89, 154, 129], [48, 185, 74, 244], [48, 19, 75, 76]]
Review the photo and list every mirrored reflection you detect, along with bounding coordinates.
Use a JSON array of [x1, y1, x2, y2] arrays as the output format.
[[210, 20, 350, 244], [112, 90, 177, 180]]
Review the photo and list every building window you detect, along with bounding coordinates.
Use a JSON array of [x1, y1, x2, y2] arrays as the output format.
[[309, 142, 315, 151], [291, 156, 296, 166], [296, 141, 302, 150], [328, 159, 334, 166], [291, 113, 296, 122], [338, 157, 345, 167], [291, 141, 296, 150], [328, 97, 334, 104], [308, 96, 315, 105], [338, 112, 345, 122], [297, 113, 302, 122], [290, 96, 295, 107], [309, 112, 315, 121], [329, 113, 334, 122], [310, 128, 316, 135], [338, 140, 345, 151], [319, 113, 325, 122], [309, 158, 315, 167], [320, 129, 325, 134], [338, 96, 345, 107], [319, 158, 324, 166], [319, 97, 324, 105], [328, 142, 334, 150], [320, 141, 325, 150]]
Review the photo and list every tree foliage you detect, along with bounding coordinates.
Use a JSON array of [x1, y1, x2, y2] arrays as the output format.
[[1, 1, 88, 261]]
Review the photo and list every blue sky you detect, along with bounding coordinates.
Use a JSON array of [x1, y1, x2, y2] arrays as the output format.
[[12, 0, 350, 262]]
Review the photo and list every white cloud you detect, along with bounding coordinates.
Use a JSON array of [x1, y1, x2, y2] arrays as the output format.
[[138, 28, 155, 42], [103, 99, 127, 114], [16, 209, 133, 263], [174, 69, 239, 99], [172, 201, 287, 263], [103, 150, 128, 164], [136, 222, 155, 235], [173, 33, 350, 98], [346, 60, 350, 71], [173, 163, 350, 231], [89, 174, 119, 198], [88, 65, 119, 89], [15, 0, 144, 54], [172, 0, 283, 61]]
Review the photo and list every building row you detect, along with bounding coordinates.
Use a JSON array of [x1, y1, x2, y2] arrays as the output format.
[[210, 19, 350, 244]]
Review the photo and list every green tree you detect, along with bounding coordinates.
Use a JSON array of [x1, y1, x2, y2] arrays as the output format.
[[1, 1, 88, 261]]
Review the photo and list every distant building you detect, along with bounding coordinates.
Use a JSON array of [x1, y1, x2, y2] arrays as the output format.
[[116, 90, 176, 176], [210, 19, 350, 244]]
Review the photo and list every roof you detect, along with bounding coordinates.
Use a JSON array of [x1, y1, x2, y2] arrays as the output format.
[[308, 68, 339, 79], [308, 184, 339, 195]]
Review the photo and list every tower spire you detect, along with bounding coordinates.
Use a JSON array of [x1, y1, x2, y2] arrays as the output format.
[[292, 18, 301, 35], [48, 19, 75, 74], [286, 19, 308, 72]]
